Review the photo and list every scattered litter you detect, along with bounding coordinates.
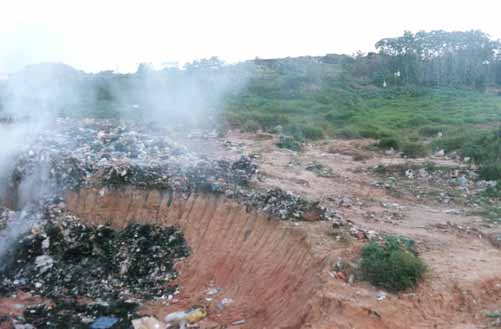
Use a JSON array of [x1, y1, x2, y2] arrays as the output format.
[[90, 316, 119, 329], [306, 162, 335, 177], [216, 297, 234, 310], [376, 291, 386, 301], [132, 316, 164, 329], [206, 287, 222, 296], [164, 307, 206, 329]]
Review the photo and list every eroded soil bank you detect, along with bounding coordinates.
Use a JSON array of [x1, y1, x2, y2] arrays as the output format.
[[65, 186, 501, 329], [66, 188, 324, 329]]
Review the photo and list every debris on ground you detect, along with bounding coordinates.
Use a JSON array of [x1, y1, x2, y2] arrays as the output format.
[[376, 291, 386, 301], [305, 162, 336, 177], [164, 307, 206, 329], [0, 218, 189, 301], [22, 300, 138, 329], [131, 316, 164, 329], [237, 188, 334, 221]]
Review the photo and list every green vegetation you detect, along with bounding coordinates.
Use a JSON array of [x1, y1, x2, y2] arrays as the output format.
[[377, 137, 400, 150], [470, 206, 501, 224], [401, 142, 427, 158], [360, 236, 426, 292], [486, 311, 501, 319], [276, 135, 302, 152], [433, 129, 501, 179], [240, 120, 260, 133]]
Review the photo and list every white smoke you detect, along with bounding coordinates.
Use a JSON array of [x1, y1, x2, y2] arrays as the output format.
[[0, 57, 254, 261]]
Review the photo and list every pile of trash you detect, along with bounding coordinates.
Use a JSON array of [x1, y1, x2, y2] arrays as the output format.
[[6, 119, 260, 205], [22, 300, 139, 329], [0, 217, 189, 301], [97, 155, 257, 194], [6, 118, 337, 222], [236, 188, 334, 221]]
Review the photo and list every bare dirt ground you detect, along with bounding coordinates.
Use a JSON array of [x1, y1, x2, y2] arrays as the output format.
[[201, 131, 501, 329]]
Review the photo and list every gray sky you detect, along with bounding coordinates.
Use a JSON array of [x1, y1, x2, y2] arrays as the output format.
[[1, 0, 500, 73]]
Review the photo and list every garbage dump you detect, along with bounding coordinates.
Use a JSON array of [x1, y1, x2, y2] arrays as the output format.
[[0, 118, 338, 328], [0, 203, 189, 327], [0, 219, 189, 300], [23, 300, 139, 329], [6, 118, 332, 222]]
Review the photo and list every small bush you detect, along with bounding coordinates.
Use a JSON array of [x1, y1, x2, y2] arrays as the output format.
[[250, 113, 290, 130], [358, 125, 392, 139], [283, 124, 306, 142], [303, 126, 324, 140], [419, 125, 445, 137], [401, 142, 427, 158], [377, 137, 400, 150], [360, 236, 426, 292], [479, 163, 501, 181], [276, 135, 302, 151], [335, 127, 361, 139], [484, 182, 501, 198], [241, 120, 260, 133]]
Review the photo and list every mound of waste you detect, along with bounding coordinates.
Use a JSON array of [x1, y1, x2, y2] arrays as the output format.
[[23, 300, 139, 329], [6, 118, 334, 222], [6, 119, 258, 198], [0, 219, 189, 301]]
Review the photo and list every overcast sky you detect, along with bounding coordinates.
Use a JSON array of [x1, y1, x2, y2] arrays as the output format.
[[0, 0, 500, 73]]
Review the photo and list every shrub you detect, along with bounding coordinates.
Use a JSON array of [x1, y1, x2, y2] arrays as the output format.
[[358, 125, 392, 139], [241, 120, 260, 133], [479, 163, 501, 181], [484, 182, 501, 198], [419, 125, 445, 137], [377, 137, 400, 150], [276, 135, 302, 152], [401, 142, 427, 158], [303, 126, 324, 140], [335, 127, 361, 139], [250, 113, 290, 130], [360, 236, 426, 292]]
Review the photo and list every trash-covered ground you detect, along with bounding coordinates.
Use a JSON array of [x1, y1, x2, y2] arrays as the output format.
[[0, 199, 189, 328], [372, 162, 497, 206], [0, 219, 189, 300], [4, 118, 330, 222], [22, 300, 139, 329]]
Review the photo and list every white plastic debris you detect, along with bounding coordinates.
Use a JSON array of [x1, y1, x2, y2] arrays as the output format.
[[132, 317, 164, 329]]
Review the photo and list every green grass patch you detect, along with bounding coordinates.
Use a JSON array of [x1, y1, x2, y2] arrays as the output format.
[[401, 142, 427, 158], [377, 137, 400, 150]]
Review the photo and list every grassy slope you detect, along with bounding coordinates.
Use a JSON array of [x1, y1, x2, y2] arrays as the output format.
[[224, 60, 501, 144]]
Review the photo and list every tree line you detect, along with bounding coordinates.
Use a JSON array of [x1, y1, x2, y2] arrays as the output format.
[[352, 30, 501, 89]]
